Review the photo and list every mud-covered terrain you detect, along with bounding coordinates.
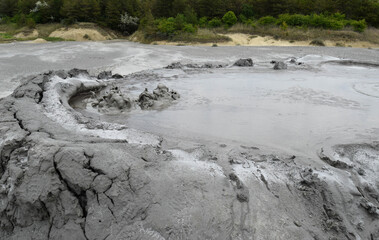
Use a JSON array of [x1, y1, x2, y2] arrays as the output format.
[[0, 43, 379, 240]]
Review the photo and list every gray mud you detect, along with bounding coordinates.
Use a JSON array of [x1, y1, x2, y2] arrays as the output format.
[[1, 44, 379, 240]]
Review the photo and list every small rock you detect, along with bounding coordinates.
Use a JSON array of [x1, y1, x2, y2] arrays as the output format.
[[357, 168, 365, 176], [237, 193, 249, 202], [112, 74, 123, 79], [53, 70, 69, 79], [98, 71, 112, 79], [229, 173, 238, 182], [165, 62, 183, 69], [294, 220, 302, 227], [273, 61, 288, 70], [233, 58, 253, 67], [68, 68, 89, 77]]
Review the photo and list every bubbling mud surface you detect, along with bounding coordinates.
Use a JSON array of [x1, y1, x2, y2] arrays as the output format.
[[0, 53, 379, 240]]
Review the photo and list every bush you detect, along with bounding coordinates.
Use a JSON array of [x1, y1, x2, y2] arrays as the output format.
[[199, 17, 207, 27], [61, 17, 76, 26], [310, 39, 325, 46], [119, 12, 139, 35], [245, 19, 256, 28], [278, 14, 309, 26], [222, 11, 237, 27], [332, 13, 346, 21], [208, 18, 222, 28], [184, 8, 197, 25], [183, 23, 196, 33], [351, 19, 367, 32], [258, 16, 276, 25], [26, 18, 36, 28], [174, 14, 186, 30], [280, 21, 288, 31], [241, 4, 254, 19], [238, 14, 247, 23], [157, 17, 176, 35]]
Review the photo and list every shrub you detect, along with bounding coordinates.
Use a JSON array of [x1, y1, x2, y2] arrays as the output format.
[[119, 12, 139, 35], [280, 21, 288, 31], [183, 23, 196, 33], [241, 4, 254, 19], [184, 8, 198, 25], [238, 14, 247, 23], [208, 18, 222, 28], [278, 14, 309, 26], [61, 17, 76, 26], [199, 17, 207, 27], [26, 18, 36, 28], [245, 19, 256, 28], [174, 14, 186, 30], [222, 11, 237, 27], [157, 17, 176, 35], [258, 16, 276, 25], [332, 12, 345, 21], [324, 19, 344, 30], [310, 39, 325, 46], [351, 19, 367, 32]]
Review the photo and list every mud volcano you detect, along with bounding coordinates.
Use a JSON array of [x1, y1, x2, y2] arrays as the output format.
[[0, 56, 378, 240]]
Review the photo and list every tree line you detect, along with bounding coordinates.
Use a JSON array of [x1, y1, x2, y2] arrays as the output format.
[[0, 0, 378, 34]]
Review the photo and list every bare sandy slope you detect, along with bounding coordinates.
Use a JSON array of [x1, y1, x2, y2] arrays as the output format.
[[14, 29, 39, 39], [49, 28, 113, 41], [154, 33, 379, 48]]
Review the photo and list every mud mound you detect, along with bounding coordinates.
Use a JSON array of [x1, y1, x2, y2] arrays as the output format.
[[139, 83, 180, 109], [0, 68, 378, 240]]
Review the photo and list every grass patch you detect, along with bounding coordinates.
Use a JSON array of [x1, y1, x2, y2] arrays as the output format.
[[172, 29, 231, 43], [132, 28, 231, 44], [0, 33, 13, 39], [217, 23, 379, 45], [43, 37, 66, 42]]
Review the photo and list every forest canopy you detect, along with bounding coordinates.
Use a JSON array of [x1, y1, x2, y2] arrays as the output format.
[[0, 0, 378, 34]]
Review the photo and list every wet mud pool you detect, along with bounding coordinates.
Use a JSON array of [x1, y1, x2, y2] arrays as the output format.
[[71, 57, 379, 157]]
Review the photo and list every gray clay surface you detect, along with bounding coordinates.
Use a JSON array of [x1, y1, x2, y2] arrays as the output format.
[[0, 43, 378, 240]]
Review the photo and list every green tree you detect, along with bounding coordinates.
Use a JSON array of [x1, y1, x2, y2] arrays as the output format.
[[61, 0, 100, 22], [222, 10, 237, 26], [0, 0, 18, 16], [17, 0, 37, 14], [172, 0, 186, 16], [241, 4, 254, 18], [153, 0, 173, 17]]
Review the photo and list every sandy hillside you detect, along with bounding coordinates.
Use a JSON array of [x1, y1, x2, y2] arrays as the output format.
[[154, 33, 379, 48], [49, 28, 113, 41], [14, 29, 39, 39]]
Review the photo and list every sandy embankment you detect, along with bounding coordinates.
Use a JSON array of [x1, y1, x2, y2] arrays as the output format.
[[14, 29, 39, 39], [154, 33, 379, 48], [48, 28, 114, 41], [10, 25, 117, 43]]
